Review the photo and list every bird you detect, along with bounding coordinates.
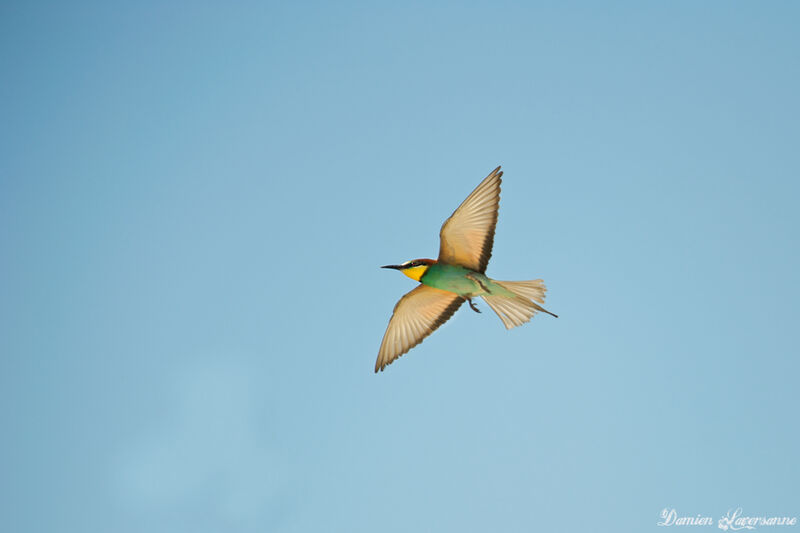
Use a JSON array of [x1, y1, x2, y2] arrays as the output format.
[[375, 165, 557, 372]]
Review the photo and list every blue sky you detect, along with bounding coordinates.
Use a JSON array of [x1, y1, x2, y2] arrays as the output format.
[[2, 2, 799, 532]]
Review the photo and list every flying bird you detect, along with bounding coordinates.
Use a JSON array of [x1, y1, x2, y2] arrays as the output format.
[[376, 166, 557, 372]]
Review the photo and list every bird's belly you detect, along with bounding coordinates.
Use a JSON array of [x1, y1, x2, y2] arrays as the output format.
[[419, 264, 487, 297]]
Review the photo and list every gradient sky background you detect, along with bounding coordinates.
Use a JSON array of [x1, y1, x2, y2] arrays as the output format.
[[2, 2, 799, 532]]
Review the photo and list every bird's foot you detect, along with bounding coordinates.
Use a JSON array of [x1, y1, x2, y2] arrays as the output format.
[[466, 298, 481, 313]]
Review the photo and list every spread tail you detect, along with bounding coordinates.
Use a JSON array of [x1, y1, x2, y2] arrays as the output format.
[[481, 279, 558, 330]]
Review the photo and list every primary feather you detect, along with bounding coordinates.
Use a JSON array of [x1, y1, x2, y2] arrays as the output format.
[[437, 166, 502, 273], [375, 285, 463, 372]]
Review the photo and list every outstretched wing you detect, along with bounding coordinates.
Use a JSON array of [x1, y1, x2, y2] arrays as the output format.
[[375, 285, 463, 372], [437, 166, 502, 273]]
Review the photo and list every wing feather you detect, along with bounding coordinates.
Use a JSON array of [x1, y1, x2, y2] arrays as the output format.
[[437, 166, 502, 273], [375, 285, 463, 372]]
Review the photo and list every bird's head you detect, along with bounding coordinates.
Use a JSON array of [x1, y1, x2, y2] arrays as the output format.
[[381, 259, 436, 281]]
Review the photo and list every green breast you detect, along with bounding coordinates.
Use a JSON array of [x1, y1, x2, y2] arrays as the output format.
[[420, 263, 484, 297]]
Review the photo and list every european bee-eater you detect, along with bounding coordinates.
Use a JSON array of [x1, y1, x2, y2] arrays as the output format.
[[376, 166, 557, 372]]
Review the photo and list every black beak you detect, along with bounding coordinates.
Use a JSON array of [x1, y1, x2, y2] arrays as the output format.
[[381, 265, 403, 270]]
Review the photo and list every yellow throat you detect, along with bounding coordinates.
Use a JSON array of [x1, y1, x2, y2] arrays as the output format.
[[401, 264, 429, 281]]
